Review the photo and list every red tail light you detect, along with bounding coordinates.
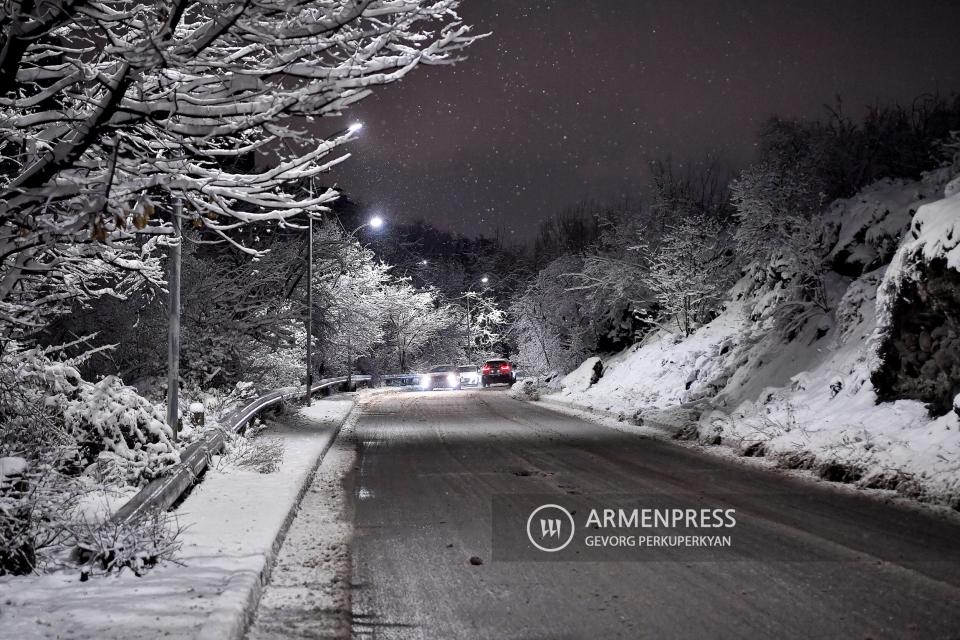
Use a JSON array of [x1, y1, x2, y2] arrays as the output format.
[[481, 365, 491, 374], [500, 364, 511, 372]]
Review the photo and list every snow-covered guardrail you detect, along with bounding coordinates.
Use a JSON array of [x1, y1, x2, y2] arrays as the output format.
[[109, 375, 371, 527], [380, 373, 421, 386]]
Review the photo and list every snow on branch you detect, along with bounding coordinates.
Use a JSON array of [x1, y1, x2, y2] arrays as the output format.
[[0, 0, 482, 335]]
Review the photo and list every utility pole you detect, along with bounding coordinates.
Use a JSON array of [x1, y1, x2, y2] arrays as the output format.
[[166, 198, 182, 439], [305, 212, 314, 406]]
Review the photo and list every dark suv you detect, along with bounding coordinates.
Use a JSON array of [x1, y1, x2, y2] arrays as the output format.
[[481, 359, 516, 387]]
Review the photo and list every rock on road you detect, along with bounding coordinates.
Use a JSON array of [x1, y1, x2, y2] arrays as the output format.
[[259, 388, 960, 639]]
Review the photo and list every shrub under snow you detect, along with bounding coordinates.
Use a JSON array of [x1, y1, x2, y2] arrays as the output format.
[[1, 344, 178, 485], [1, 344, 180, 575]]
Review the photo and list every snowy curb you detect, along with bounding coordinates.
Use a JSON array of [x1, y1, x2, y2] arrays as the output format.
[[536, 393, 683, 436], [198, 401, 363, 640]]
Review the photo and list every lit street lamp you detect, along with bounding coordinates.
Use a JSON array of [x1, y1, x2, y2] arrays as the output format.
[[306, 207, 384, 404]]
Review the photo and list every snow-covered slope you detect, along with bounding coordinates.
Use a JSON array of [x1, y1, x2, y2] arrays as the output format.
[[552, 171, 960, 504]]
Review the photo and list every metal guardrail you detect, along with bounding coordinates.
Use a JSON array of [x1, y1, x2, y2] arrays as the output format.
[[109, 375, 371, 526], [380, 373, 421, 387]]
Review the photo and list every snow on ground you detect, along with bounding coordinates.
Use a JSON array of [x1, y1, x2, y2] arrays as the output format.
[[0, 399, 355, 640], [823, 175, 941, 276], [545, 175, 960, 505]]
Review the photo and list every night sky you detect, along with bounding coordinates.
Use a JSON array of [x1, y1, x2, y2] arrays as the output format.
[[331, 0, 960, 241]]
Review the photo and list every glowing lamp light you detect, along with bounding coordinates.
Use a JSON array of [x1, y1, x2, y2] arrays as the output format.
[[481, 276, 489, 284], [369, 215, 384, 229], [348, 122, 364, 133]]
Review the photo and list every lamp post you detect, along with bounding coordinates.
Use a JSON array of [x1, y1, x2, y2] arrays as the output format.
[[458, 278, 489, 364], [166, 198, 182, 437], [305, 210, 314, 405], [306, 213, 382, 403]]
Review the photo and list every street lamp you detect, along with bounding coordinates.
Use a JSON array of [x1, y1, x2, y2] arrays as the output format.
[[480, 276, 489, 284], [305, 209, 315, 405], [369, 215, 384, 230], [348, 121, 364, 134]]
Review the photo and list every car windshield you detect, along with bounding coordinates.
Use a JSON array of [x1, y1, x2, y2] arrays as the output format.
[[429, 365, 456, 373], [458, 366, 477, 373]]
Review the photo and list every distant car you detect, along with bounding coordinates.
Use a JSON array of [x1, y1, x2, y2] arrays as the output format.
[[457, 365, 480, 386], [420, 365, 462, 390], [481, 359, 516, 387]]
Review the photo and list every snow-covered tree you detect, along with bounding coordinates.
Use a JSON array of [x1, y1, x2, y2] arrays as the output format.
[[645, 212, 734, 336], [313, 241, 391, 375], [461, 291, 505, 360], [381, 283, 458, 371], [0, 0, 480, 336], [510, 256, 594, 375], [730, 161, 829, 315]]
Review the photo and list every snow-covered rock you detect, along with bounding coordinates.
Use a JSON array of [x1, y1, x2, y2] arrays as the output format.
[[560, 357, 603, 393], [871, 191, 960, 415], [509, 378, 541, 401], [824, 177, 936, 277]]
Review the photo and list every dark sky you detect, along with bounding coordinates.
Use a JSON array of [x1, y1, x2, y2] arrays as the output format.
[[330, 0, 960, 241]]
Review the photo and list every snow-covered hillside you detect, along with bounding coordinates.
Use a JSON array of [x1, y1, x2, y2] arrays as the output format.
[[550, 169, 960, 505]]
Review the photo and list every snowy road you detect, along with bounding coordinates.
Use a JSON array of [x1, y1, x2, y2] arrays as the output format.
[[283, 389, 960, 639]]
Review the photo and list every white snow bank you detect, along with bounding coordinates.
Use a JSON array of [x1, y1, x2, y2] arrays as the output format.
[[300, 400, 355, 423], [0, 399, 355, 640], [560, 356, 603, 393], [824, 177, 937, 274], [907, 192, 960, 270]]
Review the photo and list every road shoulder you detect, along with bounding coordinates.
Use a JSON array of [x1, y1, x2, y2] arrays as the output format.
[[0, 398, 357, 640], [245, 409, 357, 640]]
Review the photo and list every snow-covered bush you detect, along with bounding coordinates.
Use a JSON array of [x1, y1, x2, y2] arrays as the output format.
[[511, 256, 599, 375], [72, 509, 183, 577], [1, 344, 178, 486], [731, 161, 829, 315], [646, 213, 736, 336], [0, 452, 103, 575], [220, 432, 285, 475]]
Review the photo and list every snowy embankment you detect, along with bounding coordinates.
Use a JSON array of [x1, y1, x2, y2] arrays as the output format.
[[0, 399, 356, 640], [546, 171, 960, 506]]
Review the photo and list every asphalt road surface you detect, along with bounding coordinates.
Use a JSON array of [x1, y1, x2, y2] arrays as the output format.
[[346, 389, 960, 639]]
